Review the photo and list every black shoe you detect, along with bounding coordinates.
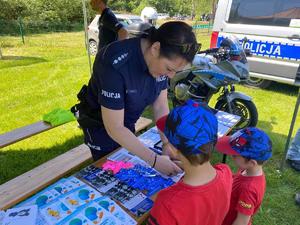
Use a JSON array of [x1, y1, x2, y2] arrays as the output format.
[[292, 160, 300, 171], [295, 193, 300, 206], [287, 159, 300, 172], [286, 159, 293, 165]]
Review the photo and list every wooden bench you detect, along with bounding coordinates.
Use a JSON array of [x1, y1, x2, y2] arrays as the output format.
[[0, 121, 56, 148], [0, 117, 152, 210]]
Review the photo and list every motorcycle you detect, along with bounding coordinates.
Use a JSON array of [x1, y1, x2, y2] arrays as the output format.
[[169, 37, 258, 130]]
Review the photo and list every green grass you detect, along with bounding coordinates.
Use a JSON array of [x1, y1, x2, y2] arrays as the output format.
[[1, 31, 300, 224], [0, 32, 91, 184]]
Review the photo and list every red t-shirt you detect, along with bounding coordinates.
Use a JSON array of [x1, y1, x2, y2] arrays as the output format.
[[147, 164, 232, 225], [222, 170, 266, 225]]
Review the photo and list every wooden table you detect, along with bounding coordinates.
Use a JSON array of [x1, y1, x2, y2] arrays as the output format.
[[0, 117, 152, 210], [0, 110, 240, 224], [85, 149, 155, 225]]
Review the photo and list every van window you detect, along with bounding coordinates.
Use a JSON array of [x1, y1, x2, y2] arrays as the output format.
[[228, 0, 300, 27], [130, 18, 143, 24], [117, 18, 129, 26]]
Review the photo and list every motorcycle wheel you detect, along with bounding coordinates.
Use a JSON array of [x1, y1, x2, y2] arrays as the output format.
[[215, 99, 258, 130]]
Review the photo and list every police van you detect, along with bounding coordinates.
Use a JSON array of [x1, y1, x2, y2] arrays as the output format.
[[211, 0, 300, 88]]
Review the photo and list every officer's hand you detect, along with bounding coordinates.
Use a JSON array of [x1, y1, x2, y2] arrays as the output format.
[[154, 155, 183, 176]]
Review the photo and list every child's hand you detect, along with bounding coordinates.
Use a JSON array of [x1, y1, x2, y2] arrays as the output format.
[[161, 142, 183, 169], [154, 155, 183, 176], [162, 142, 173, 156], [162, 142, 179, 160], [172, 159, 183, 169]]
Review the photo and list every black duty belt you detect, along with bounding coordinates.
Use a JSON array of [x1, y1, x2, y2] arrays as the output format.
[[71, 85, 104, 128]]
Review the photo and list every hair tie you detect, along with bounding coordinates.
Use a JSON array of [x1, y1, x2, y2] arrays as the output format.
[[143, 26, 158, 41]]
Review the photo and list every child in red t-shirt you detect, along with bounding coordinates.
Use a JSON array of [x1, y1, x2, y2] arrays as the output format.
[[147, 100, 233, 225], [216, 127, 272, 225]]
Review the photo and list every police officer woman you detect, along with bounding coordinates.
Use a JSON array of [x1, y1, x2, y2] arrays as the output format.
[[73, 21, 199, 176]]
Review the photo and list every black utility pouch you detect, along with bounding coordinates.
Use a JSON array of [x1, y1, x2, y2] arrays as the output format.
[[77, 84, 88, 102], [71, 85, 103, 128]]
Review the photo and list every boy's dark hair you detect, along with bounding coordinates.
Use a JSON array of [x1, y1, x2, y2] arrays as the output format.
[[180, 142, 215, 166], [144, 21, 199, 62]]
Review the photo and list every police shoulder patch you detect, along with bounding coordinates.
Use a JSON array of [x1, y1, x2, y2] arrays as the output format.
[[111, 51, 131, 69]]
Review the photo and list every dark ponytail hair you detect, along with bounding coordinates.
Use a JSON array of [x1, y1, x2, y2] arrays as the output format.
[[143, 21, 199, 62]]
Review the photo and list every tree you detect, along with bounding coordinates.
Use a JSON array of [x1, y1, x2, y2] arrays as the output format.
[[0, 0, 28, 20], [0, 0, 209, 26], [131, 0, 147, 15], [20, 0, 82, 22], [197, 0, 212, 14]]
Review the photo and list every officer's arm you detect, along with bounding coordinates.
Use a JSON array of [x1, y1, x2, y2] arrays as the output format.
[[104, 13, 128, 40], [118, 27, 129, 40], [101, 106, 155, 165], [152, 89, 169, 144], [102, 106, 182, 175], [152, 89, 175, 158], [152, 89, 169, 122]]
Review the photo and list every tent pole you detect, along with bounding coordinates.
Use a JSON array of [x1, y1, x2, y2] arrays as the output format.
[[82, 0, 92, 76], [280, 87, 300, 171]]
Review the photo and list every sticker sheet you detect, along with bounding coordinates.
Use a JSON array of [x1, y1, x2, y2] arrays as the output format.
[[59, 185, 102, 210], [58, 201, 122, 225], [95, 196, 137, 225], [40, 200, 73, 225], [17, 177, 85, 208], [2, 205, 38, 225]]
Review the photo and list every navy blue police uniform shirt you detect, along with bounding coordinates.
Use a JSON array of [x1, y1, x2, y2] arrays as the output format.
[[98, 8, 124, 49], [86, 37, 168, 131]]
